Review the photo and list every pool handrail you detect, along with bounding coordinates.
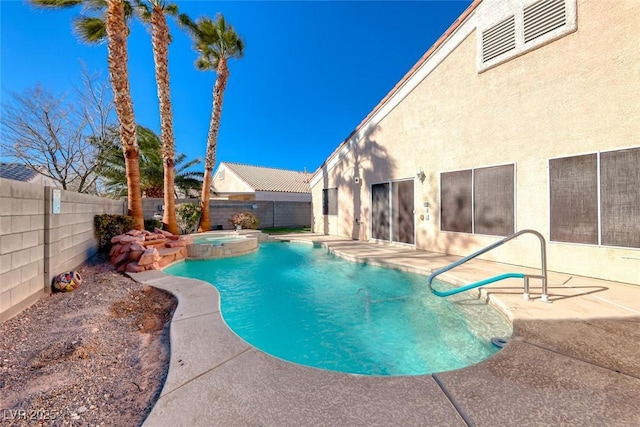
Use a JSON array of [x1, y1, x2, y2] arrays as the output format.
[[427, 229, 549, 302]]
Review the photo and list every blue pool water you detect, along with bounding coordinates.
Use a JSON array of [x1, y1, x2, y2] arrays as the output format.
[[165, 242, 512, 375]]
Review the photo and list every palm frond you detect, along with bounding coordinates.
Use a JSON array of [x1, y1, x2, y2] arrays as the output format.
[[73, 16, 107, 43], [165, 3, 179, 16], [177, 13, 198, 33], [81, 0, 107, 12], [30, 0, 83, 8], [132, 0, 151, 21]]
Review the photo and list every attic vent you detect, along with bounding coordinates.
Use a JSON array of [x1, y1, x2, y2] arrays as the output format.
[[524, 0, 566, 43], [482, 16, 516, 63]]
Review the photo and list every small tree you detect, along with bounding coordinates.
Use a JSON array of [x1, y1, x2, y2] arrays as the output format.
[[1, 69, 116, 193], [176, 203, 201, 234], [228, 212, 259, 230]]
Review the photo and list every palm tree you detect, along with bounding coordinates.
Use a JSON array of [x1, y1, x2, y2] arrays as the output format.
[[32, 0, 145, 229], [134, 0, 180, 233], [97, 125, 202, 199], [181, 14, 244, 232]]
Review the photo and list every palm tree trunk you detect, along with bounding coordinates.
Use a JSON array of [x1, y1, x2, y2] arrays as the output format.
[[198, 59, 229, 232], [106, 0, 143, 229], [151, 4, 179, 234]]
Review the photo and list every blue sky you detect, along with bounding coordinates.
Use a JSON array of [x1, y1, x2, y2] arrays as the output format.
[[1, 0, 471, 173]]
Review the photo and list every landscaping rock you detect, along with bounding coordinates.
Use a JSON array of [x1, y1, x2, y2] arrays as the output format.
[[165, 240, 187, 248], [107, 229, 188, 271], [125, 262, 146, 273], [138, 248, 161, 267]]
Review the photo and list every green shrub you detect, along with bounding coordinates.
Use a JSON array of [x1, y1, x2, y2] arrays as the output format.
[[94, 214, 135, 251], [228, 212, 259, 230], [144, 219, 162, 232], [176, 203, 201, 234]]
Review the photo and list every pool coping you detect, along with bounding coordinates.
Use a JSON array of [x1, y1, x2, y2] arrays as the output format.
[[130, 234, 640, 426]]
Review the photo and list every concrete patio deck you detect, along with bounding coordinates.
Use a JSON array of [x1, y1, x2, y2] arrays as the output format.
[[129, 233, 640, 427]]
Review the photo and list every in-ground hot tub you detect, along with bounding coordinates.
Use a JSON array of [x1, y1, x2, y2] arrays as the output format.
[[187, 232, 264, 259]]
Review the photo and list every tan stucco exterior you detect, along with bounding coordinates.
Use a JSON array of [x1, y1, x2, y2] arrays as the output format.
[[211, 165, 255, 196], [311, 0, 640, 285]]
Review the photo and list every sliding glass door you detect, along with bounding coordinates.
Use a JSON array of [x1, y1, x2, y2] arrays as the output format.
[[371, 183, 390, 240], [371, 180, 414, 244]]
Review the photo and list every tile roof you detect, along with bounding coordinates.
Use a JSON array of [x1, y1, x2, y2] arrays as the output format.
[[0, 162, 39, 182], [222, 162, 311, 194]]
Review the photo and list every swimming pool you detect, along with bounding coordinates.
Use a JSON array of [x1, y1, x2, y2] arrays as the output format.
[[165, 242, 512, 376]]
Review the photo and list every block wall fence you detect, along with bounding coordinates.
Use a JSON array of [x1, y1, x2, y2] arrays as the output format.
[[141, 198, 312, 230], [1, 181, 312, 321], [0, 178, 126, 321]]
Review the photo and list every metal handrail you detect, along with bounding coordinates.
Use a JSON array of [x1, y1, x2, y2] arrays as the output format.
[[427, 229, 549, 302]]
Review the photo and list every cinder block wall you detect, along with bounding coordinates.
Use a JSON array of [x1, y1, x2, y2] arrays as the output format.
[[142, 199, 311, 230], [0, 179, 125, 322], [0, 179, 47, 321], [272, 202, 312, 228], [46, 189, 124, 291]]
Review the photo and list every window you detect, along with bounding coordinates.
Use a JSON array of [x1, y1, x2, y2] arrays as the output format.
[[441, 170, 472, 233], [474, 165, 515, 236], [441, 165, 515, 236], [549, 154, 598, 244], [550, 148, 640, 248], [322, 188, 338, 216], [600, 148, 640, 248]]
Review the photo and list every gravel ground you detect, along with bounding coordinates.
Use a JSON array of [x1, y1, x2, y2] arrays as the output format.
[[0, 254, 176, 426]]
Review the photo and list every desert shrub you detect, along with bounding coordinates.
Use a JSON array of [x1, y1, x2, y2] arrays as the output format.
[[228, 212, 259, 230], [94, 214, 135, 251], [176, 203, 201, 234], [144, 219, 162, 232]]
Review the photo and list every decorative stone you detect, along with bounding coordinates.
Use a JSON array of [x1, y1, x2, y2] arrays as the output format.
[[112, 251, 129, 266], [53, 271, 83, 292], [125, 262, 146, 273], [138, 248, 160, 266], [109, 244, 121, 257], [154, 228, 174, 238], [130, 242, 146, 252], [165, 240, 187, 248], [179, 235, 195, 245], [129, 250, 144, 262]]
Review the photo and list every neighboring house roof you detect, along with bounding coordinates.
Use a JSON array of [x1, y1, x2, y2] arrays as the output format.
[[0, 162, 59, 187], [221, 162, 311, 194], [0, 162, 40, 181]]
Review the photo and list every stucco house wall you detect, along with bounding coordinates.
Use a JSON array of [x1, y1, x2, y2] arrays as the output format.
[[211, 165, 255, 196], [310, 0, 640, 285]]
